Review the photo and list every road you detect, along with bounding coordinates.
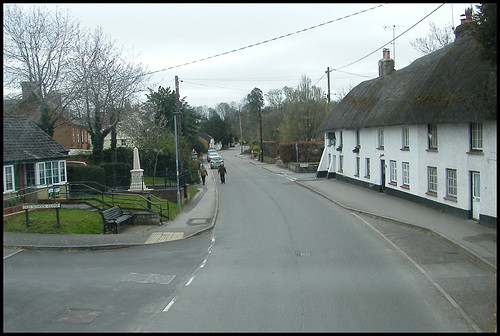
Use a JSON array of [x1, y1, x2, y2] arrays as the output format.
[[3, 148, 495, 332]]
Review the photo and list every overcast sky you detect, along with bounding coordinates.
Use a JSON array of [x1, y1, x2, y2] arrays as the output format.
[[12, 3, 478, 109]]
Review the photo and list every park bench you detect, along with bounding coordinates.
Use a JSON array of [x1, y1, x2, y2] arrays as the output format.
[[100, 205, 133, 234]]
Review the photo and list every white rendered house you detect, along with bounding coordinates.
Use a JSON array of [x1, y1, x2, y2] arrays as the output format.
[[316, 19, 496, 227]]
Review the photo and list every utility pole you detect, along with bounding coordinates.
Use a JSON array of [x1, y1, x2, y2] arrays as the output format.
[[259, 105, 263, 162], [326, 67, 331, 107], [174, 76, 182, 212]]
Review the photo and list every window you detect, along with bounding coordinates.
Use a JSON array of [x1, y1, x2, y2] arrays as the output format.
[[365, 158, 370, 178], [378, 129, 384, 149], [38, 161, 67, 186], [471, 122, 483, 151], [402, 126, 410, 148], [326, 132, 336, 147], [4, 165, 15, 193], [402, 162, 410, 187], [339, 155, 344, 172], [26, 163, 36, 186], [427, 167, 438, 194], [446, 169, 457, 198], [355, 157, 360, 176], [121, 139, 127, 147], [390, 161, 397, 183], [428, 124, 438, 149]]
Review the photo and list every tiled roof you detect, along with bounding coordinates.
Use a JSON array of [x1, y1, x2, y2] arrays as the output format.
[[3, 116, 68, 164], [320, 28, 497, 132]]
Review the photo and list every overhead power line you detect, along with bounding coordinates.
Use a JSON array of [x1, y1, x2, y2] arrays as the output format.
[[143, 4, 385, 77], [336, 3, 445, 70]]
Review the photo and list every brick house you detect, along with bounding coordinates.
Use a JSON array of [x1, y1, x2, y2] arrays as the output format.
[[4, 82, 92, 155]]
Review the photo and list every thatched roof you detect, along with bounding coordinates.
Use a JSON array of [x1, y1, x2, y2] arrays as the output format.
[[320, 28, 497, 132]]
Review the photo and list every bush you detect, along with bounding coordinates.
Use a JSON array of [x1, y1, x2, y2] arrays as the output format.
[[279, 140, 323, 163], [100, 162, 132, 188], [67, 165, 106, 191]]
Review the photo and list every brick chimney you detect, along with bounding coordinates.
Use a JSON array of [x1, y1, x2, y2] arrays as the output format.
[[455, 8, 473, 39], [21, 81, 39, 99], [378, 48, 395, 77]]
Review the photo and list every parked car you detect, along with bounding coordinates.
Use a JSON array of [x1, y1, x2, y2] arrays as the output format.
[[210, 156, 224, 169], [206, 148, 217, 161], [207, 151, 219, 162], [67, 161, 87, 166]]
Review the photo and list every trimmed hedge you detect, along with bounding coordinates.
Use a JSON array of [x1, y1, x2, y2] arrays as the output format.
[[100, 162, 132, 188], [278, 140, 323, 163], [67, 165, 106, 191]]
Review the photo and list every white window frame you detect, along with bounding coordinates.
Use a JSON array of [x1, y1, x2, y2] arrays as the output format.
[[402, 162, 410, 186], [365, 158, 370, 178], [402, 126, 410, 148], [427, 166, 438, 194], [471, 122, 483, 151], [428, 124, 438, 149], [446, 169, 458, 198], [3, 165, 15, 193], [37, 160, 67, 186], [390, 160, 397, 183], [355, 157, 360, 176], [378, 129, 384, 148]]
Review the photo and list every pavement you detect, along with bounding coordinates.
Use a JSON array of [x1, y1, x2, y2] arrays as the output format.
[[3, 153, 497, 274]]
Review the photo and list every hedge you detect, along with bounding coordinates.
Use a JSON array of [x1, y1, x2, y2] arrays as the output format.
[[278, 140, 323, 163]]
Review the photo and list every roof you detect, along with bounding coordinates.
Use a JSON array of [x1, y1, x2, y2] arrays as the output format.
[[320, 28, 497, 132], [3, 116, 68, 164]]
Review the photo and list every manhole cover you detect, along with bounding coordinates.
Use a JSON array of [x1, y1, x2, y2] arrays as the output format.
[[54, 309, 101, 323]]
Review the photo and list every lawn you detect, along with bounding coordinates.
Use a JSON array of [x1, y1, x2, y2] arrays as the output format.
[[3, 185, 199, 234]]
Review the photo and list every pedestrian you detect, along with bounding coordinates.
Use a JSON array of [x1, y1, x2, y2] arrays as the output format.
[[200, 164, 207, 185], [218, 163, 227, 184]]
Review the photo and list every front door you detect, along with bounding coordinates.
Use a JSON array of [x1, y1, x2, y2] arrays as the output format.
[[471, 172, 480, 220], [380, 160, 386, 192]]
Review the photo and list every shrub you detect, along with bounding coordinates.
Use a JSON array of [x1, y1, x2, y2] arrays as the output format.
[[279, 140, 323, 163], [100, 162, 132, 188]]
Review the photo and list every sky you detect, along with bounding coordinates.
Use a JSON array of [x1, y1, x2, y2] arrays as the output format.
[[9, 3, 478, 109]]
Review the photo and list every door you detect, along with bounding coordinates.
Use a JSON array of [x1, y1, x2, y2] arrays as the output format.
[[471, 172, 480, 220], [380, 160, 386, 192]]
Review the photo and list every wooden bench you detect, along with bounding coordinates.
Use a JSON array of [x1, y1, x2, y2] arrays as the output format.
[[100, 205, 133, 234]]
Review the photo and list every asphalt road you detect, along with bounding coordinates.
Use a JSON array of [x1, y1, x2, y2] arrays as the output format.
[[3, 149, 495, 332]]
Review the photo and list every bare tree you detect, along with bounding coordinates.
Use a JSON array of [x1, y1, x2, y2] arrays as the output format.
[[280, 76, 328, 142], [71, 27, 149, 164], [410, 22, 455, 55], [3, 4, 80, 136]]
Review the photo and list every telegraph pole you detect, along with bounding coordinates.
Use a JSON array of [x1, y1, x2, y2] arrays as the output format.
[[326, 67, 331, 107], [174, 76, 181, 212], [259, 105, 263, 162]]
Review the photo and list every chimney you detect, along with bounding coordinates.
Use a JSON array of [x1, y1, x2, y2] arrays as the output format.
[[378, 48, 395, 77], [455, 8, 473, 39], [21, 81, 39, 99]]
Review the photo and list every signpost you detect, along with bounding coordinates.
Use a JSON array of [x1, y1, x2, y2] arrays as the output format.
[[22, 203, 61, 228]]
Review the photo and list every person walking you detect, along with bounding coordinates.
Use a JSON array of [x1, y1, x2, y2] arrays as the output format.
[[200, 164, 207, 185], [218, 163, 227, 184]]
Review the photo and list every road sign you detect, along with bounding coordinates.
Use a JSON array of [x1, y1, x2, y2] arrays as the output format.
[[22, 203, 61, 210]]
